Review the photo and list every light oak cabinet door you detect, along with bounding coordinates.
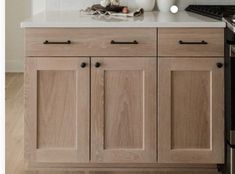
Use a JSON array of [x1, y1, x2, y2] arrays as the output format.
[[91, 57, 157, 163], [25, 57, 90, 163], [158, 58, 224, 164]]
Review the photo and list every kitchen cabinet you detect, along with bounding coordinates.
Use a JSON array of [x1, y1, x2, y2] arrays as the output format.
[[25, 28, 157, 57], [91, 57, 157, 163], [158, 28, 224, 57], [25, 56, 157, 164], [24, 27, 224, 171], [25, 57, 90, 163], [158, 58, 224, 164]]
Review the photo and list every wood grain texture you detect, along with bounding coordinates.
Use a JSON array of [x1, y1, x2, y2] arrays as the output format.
[[104, 70, 143, 149], [6, 73, 85, 174], [25, 162, 217, 169], [25, 58, 90, 163], [36, 172, 84, 174], [158, 28, 224, 57], [91, 57, 157, 163], [171, 71, 210, 149], [37, 70, 76, 148], [7, 73, 220, 173], [158, 58, 224, 164], [90, 172, 219, 174], [25, 28, 157, 57], [6, 73, 25, 174]]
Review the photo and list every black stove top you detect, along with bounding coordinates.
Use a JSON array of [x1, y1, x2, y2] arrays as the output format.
[[185, 5, 235, 20]]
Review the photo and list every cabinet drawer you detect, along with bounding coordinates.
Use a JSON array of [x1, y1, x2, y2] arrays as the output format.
[[158, 28, 224, 57], [25, 28, 157, 57]]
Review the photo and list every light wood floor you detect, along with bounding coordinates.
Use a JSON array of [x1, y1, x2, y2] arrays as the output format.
[[6, 73, 219, 174], [6, 73, 85, 174]]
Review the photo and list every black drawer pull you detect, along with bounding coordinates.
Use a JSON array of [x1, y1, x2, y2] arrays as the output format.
[[95, 62, 101, 68], [179, 40, 208, 45], [216, 63, 223, 68], [80, 62, 87, 68], [227, 40, 235, 45], [111, 40, 138, 45], [43, 40, 71, 44]]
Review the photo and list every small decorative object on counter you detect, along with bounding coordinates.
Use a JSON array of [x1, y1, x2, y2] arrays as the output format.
[[80, 5, 143, 17], [100, 0, 110, 7], [122, 7, 129, 14], [110, 0, 120, 6], [135, 0, 155, 11], [170, 5, 178, 14], [157, 0, 176, 12], [80, 0, 144, 17], [100, 0, 120, 7], [91, 4, 126, 13]]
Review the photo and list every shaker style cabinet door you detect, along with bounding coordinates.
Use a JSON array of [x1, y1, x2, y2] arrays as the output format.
[[25, 57, 90, 163], [91, 57, 157, 163], [158, 58, 224, 164]]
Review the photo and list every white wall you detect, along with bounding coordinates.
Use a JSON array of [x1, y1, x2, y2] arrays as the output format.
[[32, 0, 45, 14], [33, 0, 235, 12], [6, 0, 31, 72]]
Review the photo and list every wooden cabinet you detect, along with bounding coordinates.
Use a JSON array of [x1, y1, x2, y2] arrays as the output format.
[[158, 58, 224, 164], [91, 58, 157, 163], [25, 57, 157, 164], [25, 28, 157, 57], [158, 28, 224, 57], [25, 57, 90, 163], [24, 28, 158, 166], [24, 27, 225, 171]]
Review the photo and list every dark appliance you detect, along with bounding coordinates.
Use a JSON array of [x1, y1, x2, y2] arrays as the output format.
[[225, 15, 235, 174], [185, 5, 235, 20]]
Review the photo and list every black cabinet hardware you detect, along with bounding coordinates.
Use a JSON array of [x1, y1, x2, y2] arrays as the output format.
[[43, 40, 71, 44], [216, 63, 223, 68], [110, 40, 138, 45], [95, 62, 101, 68], [179, 40, 208, 45], [227, 40, 235, 44], [217, 164, 225, 172], [80, 62, 87, 68]]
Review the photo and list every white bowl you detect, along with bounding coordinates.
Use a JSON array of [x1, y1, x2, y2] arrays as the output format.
[[157, 0, 176, 12], [136, 0, 155, 12]]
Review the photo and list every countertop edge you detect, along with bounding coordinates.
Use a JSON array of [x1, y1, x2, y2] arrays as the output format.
[[20, 11, 227, 28], [21, 22, 226, 28]]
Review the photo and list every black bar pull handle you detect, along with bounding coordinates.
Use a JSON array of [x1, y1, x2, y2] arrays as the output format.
[[43, 40, 71, 44], [111, 40, 138, 45], [179, 40, 208, 45]]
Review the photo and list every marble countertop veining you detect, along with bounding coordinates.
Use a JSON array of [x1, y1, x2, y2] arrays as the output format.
[[21, 10, 226, 28]]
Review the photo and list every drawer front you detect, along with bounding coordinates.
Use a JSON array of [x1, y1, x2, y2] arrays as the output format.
[[158, 28, 224, 57], [25, 28, 157, 57]]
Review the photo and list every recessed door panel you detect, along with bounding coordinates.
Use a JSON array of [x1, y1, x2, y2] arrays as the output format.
[[91, 57, 157, 163], [37, 70, 76, 149], [25, 57, 90, 163], [158, 58, 224, 164], [171, 71, 210, 149], [104, 70, 144, 150]]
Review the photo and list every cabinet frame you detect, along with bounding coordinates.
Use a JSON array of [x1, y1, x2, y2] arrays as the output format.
[[158, 58, 224, 164], [90, 57, 157, 163], [24, 57, 90, 163], [23, 27, 225, 169]]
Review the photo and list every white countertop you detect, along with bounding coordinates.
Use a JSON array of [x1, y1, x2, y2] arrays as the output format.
[[21, 10, 226, 28]]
